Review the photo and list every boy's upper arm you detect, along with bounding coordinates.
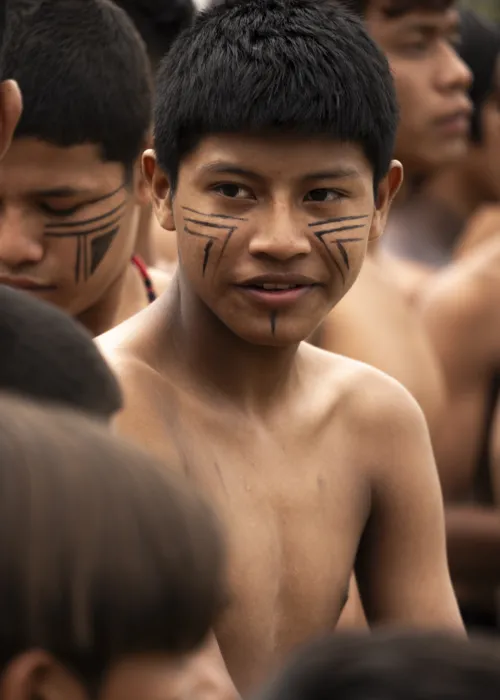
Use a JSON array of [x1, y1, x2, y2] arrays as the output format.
[[354, 376, 464, 632], [420, 242, 500, 375]]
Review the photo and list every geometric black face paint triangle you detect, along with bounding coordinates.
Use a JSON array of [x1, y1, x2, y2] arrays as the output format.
[[90, 227, 119, 276]]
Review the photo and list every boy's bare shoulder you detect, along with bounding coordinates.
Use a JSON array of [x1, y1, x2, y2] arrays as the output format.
[[97, 318, 163, 409], [300, 341, 429, 441]]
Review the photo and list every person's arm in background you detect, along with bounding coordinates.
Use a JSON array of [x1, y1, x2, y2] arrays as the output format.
[[419, 237, 500, 585]]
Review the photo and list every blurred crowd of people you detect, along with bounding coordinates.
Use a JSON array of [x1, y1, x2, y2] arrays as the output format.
[[0, 0, 500, 698]]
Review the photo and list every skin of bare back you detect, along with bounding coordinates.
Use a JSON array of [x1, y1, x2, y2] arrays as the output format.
[[418, 237, 500, 611], [316, 253, 446, 450], [99, 131, 463, 692]]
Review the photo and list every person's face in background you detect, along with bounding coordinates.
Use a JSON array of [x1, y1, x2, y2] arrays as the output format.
[[0, 79, 21, 160], [365, 0, 472, 177], [466, 57, 500, 202], [0, 139, 147, 318]]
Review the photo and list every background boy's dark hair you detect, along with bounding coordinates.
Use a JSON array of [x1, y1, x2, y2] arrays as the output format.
[[459, 10, 500, 143], [258, 631, 500, 700], [113, 0, 196, 70], [2, 0, 152, 173], [343, 0, 454, 18], [0, 394, 226, 687], [154, 0, 398, 192], [0, 1, 5, 70], [0, 285, 122, 419]]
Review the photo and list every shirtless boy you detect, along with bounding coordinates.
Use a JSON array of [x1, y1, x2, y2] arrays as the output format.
[[316, 0, 472, 438], [386, 8, 500, 266], [101, 0, 463, 692], [0, 0, 169, 337], [355, 4, 500, 628]]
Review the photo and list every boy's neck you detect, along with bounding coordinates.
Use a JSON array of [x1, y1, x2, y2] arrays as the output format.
[[157, 272, 301, 411], [77, 264, 133, 337]]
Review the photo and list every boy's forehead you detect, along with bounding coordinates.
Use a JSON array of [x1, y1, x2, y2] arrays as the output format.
[[0, 138, 124, 193], [366, 1, 460, 43], [372, 0, 455, 16], [179, 133, 374, 181], [367, 0, 458, 24]]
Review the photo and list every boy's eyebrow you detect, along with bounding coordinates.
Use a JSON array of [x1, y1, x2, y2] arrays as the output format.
[[200, 163, 262, 180], [199, 162, 362, 181], [303, 167, 362, 181], [29, 187, 93, 198]]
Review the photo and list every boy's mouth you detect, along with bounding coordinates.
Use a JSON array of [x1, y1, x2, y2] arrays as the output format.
[[237, 276, 320, 307]]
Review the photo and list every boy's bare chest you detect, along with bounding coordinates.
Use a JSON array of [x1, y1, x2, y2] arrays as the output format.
[[162, 404, 367, 689]]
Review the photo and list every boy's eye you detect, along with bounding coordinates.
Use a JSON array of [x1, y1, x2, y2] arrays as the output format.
[[213, 183, 254, 199], [40, 202, 83, 217], [400, 40, 429, 54], [304, 189, 341, 203]]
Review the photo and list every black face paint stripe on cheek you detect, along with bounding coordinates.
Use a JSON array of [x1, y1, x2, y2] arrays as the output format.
[[203, 239, 214, 276], [44, 214, 125, 238], [308, 214, 369, 228], [41, 188, 127, 285], [45, 218, 125, 284], [44, 200, 127, 229], [91, 227, 120, 275], [182, 208, 248, 277], [312, 215, 368, 284], [70, 223, 119, 284], [335, 238, 363, 269]]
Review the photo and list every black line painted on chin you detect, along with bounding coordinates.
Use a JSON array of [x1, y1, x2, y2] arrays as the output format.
[[270, 311, 277, 336]]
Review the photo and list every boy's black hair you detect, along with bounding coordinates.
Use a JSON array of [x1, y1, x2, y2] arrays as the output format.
[[259, 631, 500, 700], [0, 285, 122, 419], [2, 0, 152, 172], [0, 394, 226, 686], [113, 0, 196, 70], [346, 0, 454, 17], [154, 0, 399, 191], [0, 1, 5, 60], [459, 10, 500, 144]]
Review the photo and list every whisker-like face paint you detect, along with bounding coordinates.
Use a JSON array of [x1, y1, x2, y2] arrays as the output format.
[[44, 185, 127, 284], [181, 206, 248, 277], [309, 214, 368, 284]]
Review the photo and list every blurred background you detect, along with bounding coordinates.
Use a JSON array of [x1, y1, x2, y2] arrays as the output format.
[[461, 0, 500, 23]]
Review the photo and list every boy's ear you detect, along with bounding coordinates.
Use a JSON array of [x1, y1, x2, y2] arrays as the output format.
[[142, 149, 175, 232], [0, 80, 22, 160], [0, 650, 88, 700], [133, 133, 155, 206], [368, 160, 403, 242]]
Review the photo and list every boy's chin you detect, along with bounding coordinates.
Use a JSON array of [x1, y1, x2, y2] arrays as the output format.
[[231, 321, 317, 348]]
